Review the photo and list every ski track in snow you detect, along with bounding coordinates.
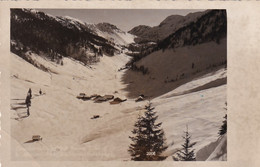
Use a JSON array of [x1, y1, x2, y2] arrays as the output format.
[[10, 52, 226, 161]]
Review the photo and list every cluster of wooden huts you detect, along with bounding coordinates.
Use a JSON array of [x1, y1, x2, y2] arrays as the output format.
[[76, 93, 127, 104]]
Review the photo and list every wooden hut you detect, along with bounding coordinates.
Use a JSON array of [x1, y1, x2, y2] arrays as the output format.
[[110, 97, 127, 104]]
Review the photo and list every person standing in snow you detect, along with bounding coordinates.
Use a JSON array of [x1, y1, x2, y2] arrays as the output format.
[[39, 89, 42, 95], [25, 95, 31, 108], [25, 89, 32, 117], [25, 94, 31, 116], [28, 88, 32, 98]]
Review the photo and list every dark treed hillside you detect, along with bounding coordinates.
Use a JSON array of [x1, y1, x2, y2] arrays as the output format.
[[123, 10, 227, 98], [96, 22, 124, 34], [11, 9, 117, 67], [157, 10, 227, 50], [128, 10, 226, 66], [128, 10, 207, 43]]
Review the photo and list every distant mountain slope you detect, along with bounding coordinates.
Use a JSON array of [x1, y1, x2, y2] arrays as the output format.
[[123, 10, 227, 98], [157, 10, 227, 49], [10, 9, 127, 67], [97, 22, 123, 34], [123, 40, 227, 98], [128, 11, 207, 43], [96, 22, 135, 46], [128, 25, 153, 43], [128, 10, 226, 63]]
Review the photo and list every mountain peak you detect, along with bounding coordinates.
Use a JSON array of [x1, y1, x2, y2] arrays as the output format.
[[129, 10, 208, 43], [62, 15, 88, 25], [96, 22, 123, 33], [128, 25, 152, 37], [159, 14, 184, 27]]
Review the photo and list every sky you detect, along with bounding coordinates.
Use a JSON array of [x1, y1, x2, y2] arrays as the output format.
[[38, 9, 205, 32]]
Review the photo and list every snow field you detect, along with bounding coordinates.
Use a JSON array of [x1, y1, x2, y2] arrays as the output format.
[[10, 51, 226, 160]]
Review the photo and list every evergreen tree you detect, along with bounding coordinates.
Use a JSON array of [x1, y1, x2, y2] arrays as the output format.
[[219, 102, 227, 136], [128, 102, 168, 161], [173, 126, 196, 161], [218, 114, 227, 135]]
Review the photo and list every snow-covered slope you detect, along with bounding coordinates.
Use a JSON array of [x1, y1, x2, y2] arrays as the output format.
[[10, 8, 226, 161], [122, 38, 227, 98], [96, 22, 135, 46], [10, 50, 226, 161], [206, 134, 227, 161], [161, 68, 226, 97], [11, 8, 117, 66], [55, 16, 135, 47], [11, 8, 134, 69], [11, 51, 137, 161], [153, 71, 226, 160], [196, 134, 227, 161], [55, 15, 135, 47]]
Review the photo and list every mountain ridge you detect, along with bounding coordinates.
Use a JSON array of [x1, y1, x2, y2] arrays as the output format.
[[123, 9, 227, 98], [11, 9, 135, 69], [128, 10, 207, 43]]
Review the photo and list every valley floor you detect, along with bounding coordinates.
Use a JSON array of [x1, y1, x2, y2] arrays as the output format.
[[10, 52, 226, 161]]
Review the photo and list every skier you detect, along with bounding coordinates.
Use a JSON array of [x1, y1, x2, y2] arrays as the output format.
[[39, 89, 42, 95]]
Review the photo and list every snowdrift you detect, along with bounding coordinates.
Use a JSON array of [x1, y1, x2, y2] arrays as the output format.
[[196, 134, 227, 161]]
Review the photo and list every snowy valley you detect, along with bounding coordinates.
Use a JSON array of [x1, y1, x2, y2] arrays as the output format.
[[10, 9, 227, 161]]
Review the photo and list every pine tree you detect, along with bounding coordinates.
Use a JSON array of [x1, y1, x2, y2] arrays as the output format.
[[219, 103, 227, 136], [173, 126, 196, 161], [128, 102, 168, 161], [219, 114, 227, 135]]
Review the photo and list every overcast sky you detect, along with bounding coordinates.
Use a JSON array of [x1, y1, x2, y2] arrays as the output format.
[[38, 9, 205, 32]]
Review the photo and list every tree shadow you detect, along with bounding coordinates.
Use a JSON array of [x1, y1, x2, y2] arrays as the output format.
[[11, 106, 27, 110], [11, 111, 29, 121], [14, 102, 26, 105], [12, 114, 29, 121], [11, 98, 25, 100]]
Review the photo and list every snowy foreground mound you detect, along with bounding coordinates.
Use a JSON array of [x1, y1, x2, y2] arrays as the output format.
[[197, 134, 227, 161], [10, 52, 226, 161]]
